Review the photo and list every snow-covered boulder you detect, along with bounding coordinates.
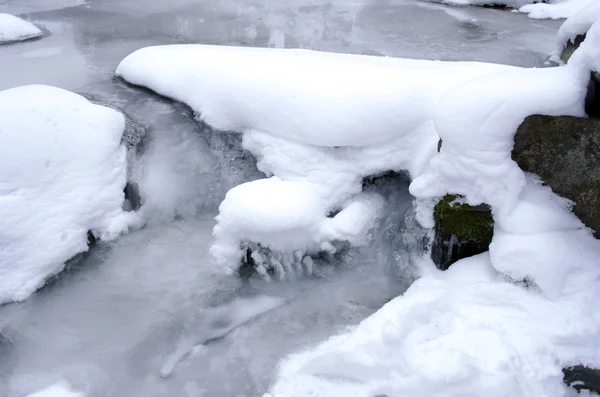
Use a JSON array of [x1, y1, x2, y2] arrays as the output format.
[[553, 0, 600, 58], [0, 13, 43, 44], [116, 44, 518, 274], [0, 85, 138, 304]]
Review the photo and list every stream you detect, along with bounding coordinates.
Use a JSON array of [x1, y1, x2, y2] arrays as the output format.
[[0, 1, 561, 396]]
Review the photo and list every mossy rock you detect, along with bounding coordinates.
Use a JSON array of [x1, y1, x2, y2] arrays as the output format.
[[432, 195, 494, 270], [513, 115, 600, 237]]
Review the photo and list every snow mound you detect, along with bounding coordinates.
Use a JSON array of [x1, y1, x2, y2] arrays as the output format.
[[0, 13, 43, 44], [117, 45, 517, 271], [0, 85, 138, 304], [519, 0, 596, 20]]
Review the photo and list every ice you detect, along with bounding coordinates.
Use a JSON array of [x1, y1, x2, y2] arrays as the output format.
[[0, 85, 138, 304], [0, 13, 43, 44]]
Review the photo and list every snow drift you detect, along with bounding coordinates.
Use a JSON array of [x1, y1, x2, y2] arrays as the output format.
[[0, 85, 137, 304], [0, 13, 43, 44]]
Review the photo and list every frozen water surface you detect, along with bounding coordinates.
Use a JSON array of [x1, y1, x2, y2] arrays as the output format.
[[0, 0, 563, 396]]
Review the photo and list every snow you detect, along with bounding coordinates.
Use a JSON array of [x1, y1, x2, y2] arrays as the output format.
[[554, 1, 600, 58], [0, 13, 42, 44], [116, 45, 518, 271], [269, 250, 600, 397], [520, 0, 596, 20], [268, 16, 600, 397], [0, 85, 138, 304], [25, 382, 83, 397]]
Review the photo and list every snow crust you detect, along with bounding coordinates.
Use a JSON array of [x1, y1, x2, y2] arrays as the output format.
[[520, 0, 596, 20], [0, 85, 137, 304], [116, 18, 600, 395], [0, 13, 42, 43]]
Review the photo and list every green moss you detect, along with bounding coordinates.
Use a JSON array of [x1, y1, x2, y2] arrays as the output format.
[[433, 195, 494, 243]]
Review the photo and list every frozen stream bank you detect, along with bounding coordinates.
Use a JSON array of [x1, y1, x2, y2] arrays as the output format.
[[0, 0, 565, 396]]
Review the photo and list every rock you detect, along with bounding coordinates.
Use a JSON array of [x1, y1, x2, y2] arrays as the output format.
[[513, 115, 600, 237], [560, 34, 600, 118], [564, 366, 600, 394], [432, 195, 494, 270]]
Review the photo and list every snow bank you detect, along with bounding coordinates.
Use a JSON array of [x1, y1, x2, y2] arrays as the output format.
[[25, 382, 84, 397], [0, 85, 137, 303], [0, 13, 43, 44], [520, 0, 596, 20], [117, 45, 517, 271]]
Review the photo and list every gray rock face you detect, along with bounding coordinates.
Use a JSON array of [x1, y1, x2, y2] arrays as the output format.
[[513, 114, 600, 237]]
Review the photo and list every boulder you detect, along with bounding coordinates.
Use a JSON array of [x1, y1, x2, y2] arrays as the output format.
[[513, 115, 600, 237], [431, 195, 494, 270]]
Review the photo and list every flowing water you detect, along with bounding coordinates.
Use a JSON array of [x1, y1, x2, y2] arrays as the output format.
[[0, 1, 561, 396]]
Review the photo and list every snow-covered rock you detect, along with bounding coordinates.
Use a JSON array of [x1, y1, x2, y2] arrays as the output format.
[[0, 13, 43, 44], [554, 1, 600, 59], [520, 0, 596, 20], [269, 16, 600, 397], [116, 45, 518, 272], [0, 85, 138, 304]]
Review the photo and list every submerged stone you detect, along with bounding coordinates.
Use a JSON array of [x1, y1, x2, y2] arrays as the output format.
[[513, 115, 600, 237], [432, 195, 494, 270]]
